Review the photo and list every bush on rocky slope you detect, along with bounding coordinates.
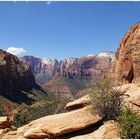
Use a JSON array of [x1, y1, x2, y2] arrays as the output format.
[[89, 77, 123, 120]]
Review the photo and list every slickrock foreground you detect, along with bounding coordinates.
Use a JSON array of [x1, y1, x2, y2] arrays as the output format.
[[1, 83, 140, 139], [71, 120, 120, 139], [2, 106, 102, 139], [65, 95, 91, 110]]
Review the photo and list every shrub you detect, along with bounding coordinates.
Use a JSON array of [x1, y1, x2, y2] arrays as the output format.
[[0, 101, 7, 116], [119, 107, 140, 139], [12, 104, 31, 127], [89, 77, 123, 120]]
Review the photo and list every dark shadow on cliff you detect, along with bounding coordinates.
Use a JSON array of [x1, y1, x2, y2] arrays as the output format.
[[1, 83, 48, 105]]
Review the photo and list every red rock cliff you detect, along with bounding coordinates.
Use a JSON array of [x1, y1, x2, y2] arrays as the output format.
[[0, 49, 35, 97], [112, 22, 140, 85]]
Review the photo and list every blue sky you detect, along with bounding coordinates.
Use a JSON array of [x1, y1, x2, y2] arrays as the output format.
[[0, 1, 140, 60]]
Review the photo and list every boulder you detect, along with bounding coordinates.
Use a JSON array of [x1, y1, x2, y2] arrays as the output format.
[[65, 95, 91, 110], [71, 120, 120, 139], [0, 116, 11, 129]]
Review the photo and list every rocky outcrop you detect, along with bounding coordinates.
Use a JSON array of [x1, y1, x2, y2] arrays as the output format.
[[65, 95, 91, 110], [2, 106, 102, 139], [0, 116, 17, 138], [0, 49, 35, 98], [112, 22, 140, 85], [6, 83, 140, 139], [71, 120, 120, 139], [0, 116, 11, 129], [118, 83, 140, 113]]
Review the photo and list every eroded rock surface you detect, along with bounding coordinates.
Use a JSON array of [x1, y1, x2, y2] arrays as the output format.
[[71, 120, 120, 139], [0, 49, 35, 98], [65, 95, 91, 110], [112, 22, 140, 85], [2, 106, 101, 139]]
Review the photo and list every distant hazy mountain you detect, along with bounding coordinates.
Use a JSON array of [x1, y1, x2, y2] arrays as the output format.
[[20, 56, 77, 84], [21, 52, 115, 85], [21, 51, 116, 99]]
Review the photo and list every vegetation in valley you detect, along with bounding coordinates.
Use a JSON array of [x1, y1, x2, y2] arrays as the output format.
[[12, 99, 66, 127], [0, 87, 67, 127]]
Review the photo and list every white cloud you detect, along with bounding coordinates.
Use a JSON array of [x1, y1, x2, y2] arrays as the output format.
[[6, 47, 26, 56], [46, 1, 55, 5]]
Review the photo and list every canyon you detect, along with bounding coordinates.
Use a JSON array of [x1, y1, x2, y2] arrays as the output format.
[[1, 22, 140, 139], [21, 52, 115, 99]]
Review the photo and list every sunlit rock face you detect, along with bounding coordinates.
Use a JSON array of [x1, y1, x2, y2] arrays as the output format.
[[20, 56, 77, 84], [112, 22, 140, 85]]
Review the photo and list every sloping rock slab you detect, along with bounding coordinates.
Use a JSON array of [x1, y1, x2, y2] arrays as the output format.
[[2, 130, 25, 139], [20, 106, 101, 138], [23, 124, 49, 139], [41, 106, 101, 138], [2, 107, 101, 139], [71, 120, 120, 139], [65, 95, 91, 110]]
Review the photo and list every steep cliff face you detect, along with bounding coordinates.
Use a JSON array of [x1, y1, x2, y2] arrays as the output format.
[[20, 56, 76, 84], [0, 49, 35, 98], [61, 55, 112, 79], [20, 56, 42, 74], [43, 53, 115, 99], [20, 56, 54, 84], [21, 52, 115, 86], [112, 22, 140, 85]]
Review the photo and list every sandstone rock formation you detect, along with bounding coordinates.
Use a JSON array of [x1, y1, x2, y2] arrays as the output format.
[[0, 116, 11, 129], [21, 52, 115, 86], [0, 116, 17, 139], [65, 95, 91, 110], [0, 49, 35, 99], [71, 120, 120, 139], [2, 106, 102, 139], [43, 53, 115, 99], [112, 22, 140, 85], [118, 83, 140, 114], [4, 82, 140, 139], [20, 56, 76, 84]]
